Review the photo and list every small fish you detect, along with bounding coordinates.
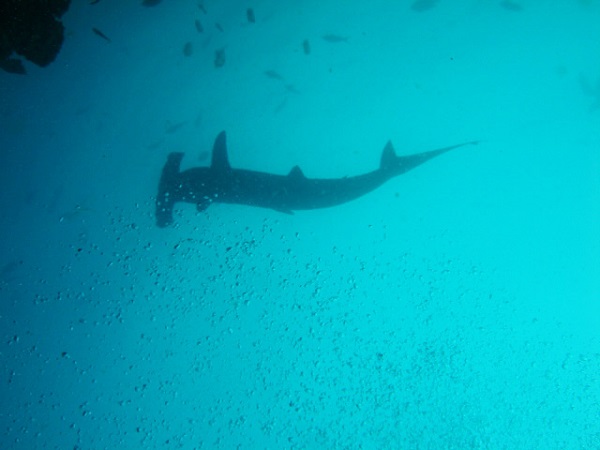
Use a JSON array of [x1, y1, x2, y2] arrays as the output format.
[[246, 8, 256, 23], [215, 23, 224, 32], [183, 42, 193, 57], [142, 0, 162, 6], [274, 98, 288, 114], [264, 70, 284, 81], [90, 0, 101, 4], [165, 121, 186, 134], [321, 34, 349, 43], [92, 27, 111, 43], [410, 0, 438, 12], [579, 74, 600, 112], [195, 19, 203, 33], [197, 1, 207, 14], [214, 48, 226, 67], [285, 84, 300, 94], [60, 204, 93, 222], [147, 139, 164, 150], [500, 0, 523, 11], [302, 39, 311, 55], [579, 74, 599, 97]]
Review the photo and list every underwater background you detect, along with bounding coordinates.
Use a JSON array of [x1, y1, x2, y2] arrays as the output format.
[[1, 1, 599, 448]]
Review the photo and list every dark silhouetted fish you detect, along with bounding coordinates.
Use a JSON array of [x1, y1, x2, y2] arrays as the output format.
[[215, 23, 224, 32], [303, 39, 311, 55], [197, 1, 207, 14], [165, 121, 187, 134], [214, 48, 226, 67], [92, 27, 111, 43], [500, 0, 523, 11], [142, 0, 162, 6], [264, 70, 284, 81], [285, 84, 300, 94], [410, 0, 438, 12], [183, 42, 193, 57], [60, 204, 93, 223], [247, 8, 256, 23], [579, 74, 600, 112], [322, 34, 349, 43], [155, 131, 478, 227], [195, 19, 203, 33], [274, 98, 288, 113], [147, 139, 164, 150]]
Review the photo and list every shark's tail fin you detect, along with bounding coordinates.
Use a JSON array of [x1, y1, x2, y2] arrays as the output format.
[[156, 152, 184, 227], [380, 140, 478, 175]]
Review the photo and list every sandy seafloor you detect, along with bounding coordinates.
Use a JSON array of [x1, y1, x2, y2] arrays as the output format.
[[1, 1, 599, 448]]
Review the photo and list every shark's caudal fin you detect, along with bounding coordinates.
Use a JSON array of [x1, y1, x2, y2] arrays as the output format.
[[156, 152, 184, 228], [380, 140, 478, 175]]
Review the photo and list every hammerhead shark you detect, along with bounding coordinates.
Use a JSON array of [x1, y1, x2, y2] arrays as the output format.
[[155, 131, 476, 227]]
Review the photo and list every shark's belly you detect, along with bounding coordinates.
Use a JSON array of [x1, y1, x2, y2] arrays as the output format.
[[219, 170, 387, 211]]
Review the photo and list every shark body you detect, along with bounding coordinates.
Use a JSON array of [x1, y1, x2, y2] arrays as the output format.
[[155, 131, 476, 227]]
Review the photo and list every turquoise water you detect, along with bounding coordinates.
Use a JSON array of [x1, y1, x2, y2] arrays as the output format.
[[1, 1, 599, 448]]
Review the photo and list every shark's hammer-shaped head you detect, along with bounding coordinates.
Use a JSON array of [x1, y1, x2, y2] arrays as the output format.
[[156, 131, 230, 227]]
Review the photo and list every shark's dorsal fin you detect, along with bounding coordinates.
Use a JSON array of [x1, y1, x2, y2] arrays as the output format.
[[380, 141, 397, 170], [288, 165, 305, 179], [211, 131, 231, 171]]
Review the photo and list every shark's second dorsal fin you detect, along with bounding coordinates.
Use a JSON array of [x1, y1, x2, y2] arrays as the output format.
[[288, 165, 305, 179], [211, 131, 231, 171], [380, 141, 397, 170]]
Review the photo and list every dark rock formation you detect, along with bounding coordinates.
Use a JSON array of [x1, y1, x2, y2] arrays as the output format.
[[0, 0, 71, 74]]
